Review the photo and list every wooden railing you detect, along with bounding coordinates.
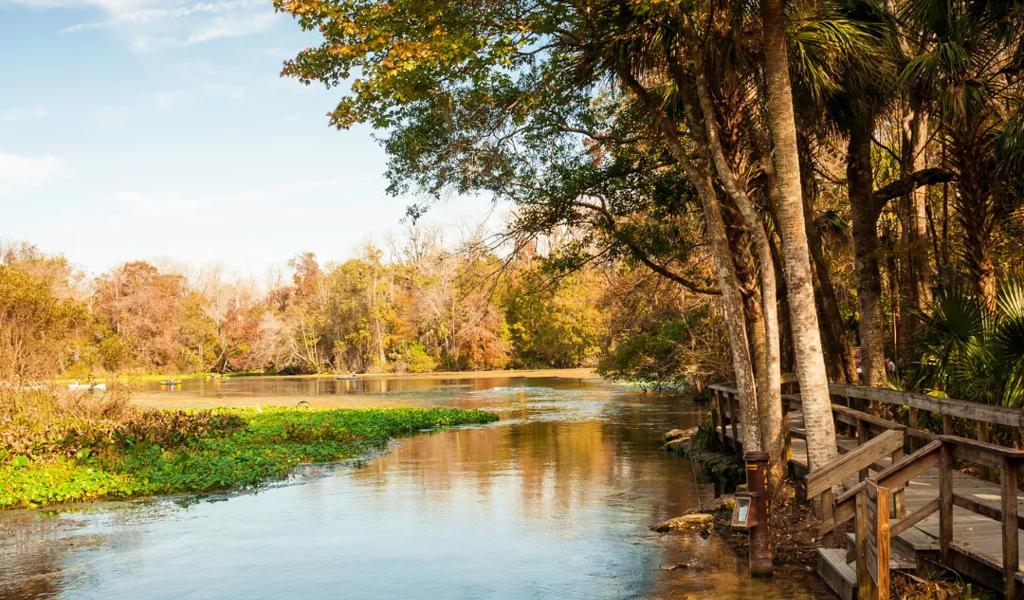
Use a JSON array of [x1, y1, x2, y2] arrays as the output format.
[[829, 383, 1024, 447], [707, 382, 1024, 599]]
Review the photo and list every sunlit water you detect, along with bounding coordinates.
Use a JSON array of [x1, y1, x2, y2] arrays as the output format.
[[1, 375, 834, 599]]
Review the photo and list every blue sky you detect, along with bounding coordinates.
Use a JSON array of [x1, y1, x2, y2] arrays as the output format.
[[0, 0, 497, 278]]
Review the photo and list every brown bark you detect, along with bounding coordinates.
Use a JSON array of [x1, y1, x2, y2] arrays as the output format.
[[692, 62, 783, 481], [760, 0, 837, 470], [898, 106, 932, 362], [847, 118, 888, 388], [618, 68, 762, 452]]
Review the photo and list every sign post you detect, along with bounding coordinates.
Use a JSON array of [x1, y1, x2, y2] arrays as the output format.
[[743, 451, 772, 576]]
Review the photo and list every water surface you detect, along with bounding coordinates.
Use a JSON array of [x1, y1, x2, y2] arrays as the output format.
[[1, 374, 833, 599]]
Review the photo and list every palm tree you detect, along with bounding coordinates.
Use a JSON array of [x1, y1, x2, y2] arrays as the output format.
[[899, 0, 1024, 310], [912, 281, 1024, 415], [761, 0, 838, 469]]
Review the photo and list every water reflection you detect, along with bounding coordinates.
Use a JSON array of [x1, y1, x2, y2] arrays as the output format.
[[0, 375, 833, 599]]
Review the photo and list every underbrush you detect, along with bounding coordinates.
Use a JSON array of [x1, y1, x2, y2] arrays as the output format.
[[0, 389, 498, 508]]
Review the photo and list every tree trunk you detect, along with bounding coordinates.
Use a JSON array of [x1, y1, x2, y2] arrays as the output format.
[[898, 106, 932, 363], [760, 0, 837, 470], [797, 137, 859, 384], [618, 68, 762, 453], [693, 65, 784, 481], [847, 118, 888, 388]]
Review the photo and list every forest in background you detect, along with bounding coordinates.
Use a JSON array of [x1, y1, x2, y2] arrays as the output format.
[[0, 234, 726, 383]]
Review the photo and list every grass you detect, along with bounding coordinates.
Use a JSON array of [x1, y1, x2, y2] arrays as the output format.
[[0, 405, 498, 509]]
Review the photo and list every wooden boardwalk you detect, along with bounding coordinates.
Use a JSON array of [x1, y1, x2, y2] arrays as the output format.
[[711, 384, 1024, 599]]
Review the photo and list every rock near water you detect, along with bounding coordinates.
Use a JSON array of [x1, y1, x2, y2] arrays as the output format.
[[652, 513, 715, 533]]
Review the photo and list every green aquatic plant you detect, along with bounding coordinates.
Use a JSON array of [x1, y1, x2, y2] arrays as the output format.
[[0, 406, 498, 509]]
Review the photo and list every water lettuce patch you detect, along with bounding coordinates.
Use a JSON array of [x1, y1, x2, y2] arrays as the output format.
[[0, 407, 498, 509]]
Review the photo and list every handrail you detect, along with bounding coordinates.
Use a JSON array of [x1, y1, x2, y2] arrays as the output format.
[[806, 430, 904, 498], [829, 383, 1024, 428], [706, 382, 1024, 599]]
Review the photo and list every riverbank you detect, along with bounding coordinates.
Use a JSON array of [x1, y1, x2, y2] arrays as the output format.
[[129, 368, 602, 411], [0, 406, 498, 509], [60, 367, 600, 386]]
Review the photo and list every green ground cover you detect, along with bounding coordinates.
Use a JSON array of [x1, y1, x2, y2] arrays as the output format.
[[0, 407, 498, 509]]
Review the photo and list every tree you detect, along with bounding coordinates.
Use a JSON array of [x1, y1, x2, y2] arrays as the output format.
[[93, 262, 193, 370], [274, 0, 849, 467], [0, 265, 86, 381]]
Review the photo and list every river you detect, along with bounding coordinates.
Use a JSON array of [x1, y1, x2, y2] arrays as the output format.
[[1, 373, 834, 599]]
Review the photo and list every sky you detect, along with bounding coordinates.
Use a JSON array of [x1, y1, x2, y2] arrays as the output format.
[[0, 0, 500, 279]]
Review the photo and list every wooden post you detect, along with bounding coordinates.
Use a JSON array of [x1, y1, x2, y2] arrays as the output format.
[[908, 407, 920, 451], [821, 488, 835, 546], [711, 391, 722, 446], [781, 399, 792, 466], [856, 481, 891, 600], [729, 393, 739, 450], [716, 391, 727, 444], [977, 421, 991, 444], [891, 447, 906, 518], [857, 418, 869, 481], [942, 414, 954, 436], [856, 489, 869, 599], [1002, 456, 1019, 600], [745, 452, 773, 576], [939, 443, 953, 563]]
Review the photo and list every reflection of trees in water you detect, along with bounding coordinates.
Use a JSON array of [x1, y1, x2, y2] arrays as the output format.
[[0, 512, 99, 600], [349, 395, 705, 525]]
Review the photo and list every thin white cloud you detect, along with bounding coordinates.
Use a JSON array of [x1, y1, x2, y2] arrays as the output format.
[[182, 10, 279, 46], [0, 151, 63, 193], [0, 105, 48, 122], [15, 0, 280, 49]]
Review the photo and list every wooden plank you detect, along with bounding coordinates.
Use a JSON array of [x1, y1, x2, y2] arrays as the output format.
[[939, 443, 953, 562], [891, 448, 906, 518], [1003, 456, 1019, 600], [829, 383, 1024, 428], [951, 492, 1024, 530], [875, 482, 891, 599], [807, 429, 905, 498], [827, 441, 942, 533], [890, 497, 939, 538], [856, 489, 870, 600], [857, 418, 869, 482], [832, 404, 903, 431]]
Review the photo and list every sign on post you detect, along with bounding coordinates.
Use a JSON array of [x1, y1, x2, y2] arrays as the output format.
[[855, 480, 891, 600], [731, 493, 752, 529]]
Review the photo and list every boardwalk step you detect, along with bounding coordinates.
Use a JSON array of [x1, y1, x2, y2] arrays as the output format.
[[843, 533, 918, 570], [816, 547, 856, 600]]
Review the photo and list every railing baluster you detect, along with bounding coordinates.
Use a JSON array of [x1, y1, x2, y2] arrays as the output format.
[[857, 417, 869, 481], [1002, 456, 1019, 600], [890, 447, 906, 518], [939, 443, 953, 562]]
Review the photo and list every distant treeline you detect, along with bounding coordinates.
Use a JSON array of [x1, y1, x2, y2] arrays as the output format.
[[0, 236, 721, 382]]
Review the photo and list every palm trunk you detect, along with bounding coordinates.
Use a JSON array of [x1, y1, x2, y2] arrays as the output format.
[[797, 141, 859, 384], [760, 0, 837, 470], [898, 106, 932, 363], [618, 67, 762, 453], [693, 65, 783, 481], [847, 118, 888, 388]]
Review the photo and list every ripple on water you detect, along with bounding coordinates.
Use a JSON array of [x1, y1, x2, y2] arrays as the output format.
[[1, 374, 833, 600]]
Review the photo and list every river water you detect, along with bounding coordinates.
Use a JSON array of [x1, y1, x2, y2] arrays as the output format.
[[1, 374, 834, 599]]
